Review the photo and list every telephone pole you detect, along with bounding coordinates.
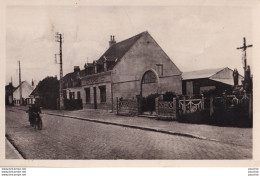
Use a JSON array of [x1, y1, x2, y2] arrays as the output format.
[[55, 32, 64, 110], [18, 61, 22, 105]]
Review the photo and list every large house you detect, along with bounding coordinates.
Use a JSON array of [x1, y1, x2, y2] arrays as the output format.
[[63, 31, 182, 111], [182, 67, 243, 95]]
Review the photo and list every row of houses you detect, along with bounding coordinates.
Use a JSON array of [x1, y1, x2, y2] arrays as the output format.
[[61, 31, 243, 111], [5, 31, 243, 110]]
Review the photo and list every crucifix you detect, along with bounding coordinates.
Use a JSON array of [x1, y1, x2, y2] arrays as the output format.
[[236, 37, 253, 76]]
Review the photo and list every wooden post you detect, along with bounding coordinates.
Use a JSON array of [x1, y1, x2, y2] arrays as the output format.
[[155, 97, 159, 116], [201, 94, 205, 110], [183, 96, 186, 114], [116, 97, 119, 115], [173, 98, 177, 120], [210, 95, 214, 117], [176, 96, 179, 119]]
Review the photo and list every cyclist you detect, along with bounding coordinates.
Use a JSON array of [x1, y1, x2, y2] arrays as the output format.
[[27, 105, 34, 126], [31, 100, 41, 127], [32, 100, 41, 116]]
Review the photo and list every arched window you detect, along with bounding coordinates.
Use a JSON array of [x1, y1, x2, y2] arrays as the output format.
[[142, 71, 157, 84]]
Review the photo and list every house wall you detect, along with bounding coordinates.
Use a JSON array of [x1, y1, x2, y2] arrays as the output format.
[[111, 32, 182, 109], [185, 81, 193, 96], [65, 87, 82, 100], [81, 72, 112, 110], [211, 67, 243, 85], [13, 81, 34, 100]]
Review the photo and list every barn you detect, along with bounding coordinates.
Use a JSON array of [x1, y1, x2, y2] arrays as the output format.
[[182, 67, 243, 96]]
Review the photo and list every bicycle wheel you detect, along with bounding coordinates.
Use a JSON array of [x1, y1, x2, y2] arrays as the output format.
[[38, 119, 42, 130]]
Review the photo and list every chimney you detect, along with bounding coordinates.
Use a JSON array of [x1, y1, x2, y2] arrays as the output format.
[[74, 66, 80, 72], [32, 79, 34, 87], [103, 56, 107, 72], [109, 35, 116, 47], [84, 63, 88, 74]]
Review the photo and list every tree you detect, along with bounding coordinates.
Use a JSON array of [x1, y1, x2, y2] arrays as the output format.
[[37, 76, 59, 109]]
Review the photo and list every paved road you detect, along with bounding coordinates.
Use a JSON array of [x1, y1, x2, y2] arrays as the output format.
[[6, 108, 252, 159]]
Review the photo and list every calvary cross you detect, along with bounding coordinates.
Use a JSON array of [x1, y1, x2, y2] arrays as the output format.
[[236, 37, 253, 71]]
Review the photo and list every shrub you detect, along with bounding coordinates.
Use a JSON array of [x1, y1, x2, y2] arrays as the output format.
[[163, 91, 177, 101]]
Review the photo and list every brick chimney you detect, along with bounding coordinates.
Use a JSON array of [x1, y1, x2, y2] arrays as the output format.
[[74, 66, 80, 72], [109, 35, 116, 47]]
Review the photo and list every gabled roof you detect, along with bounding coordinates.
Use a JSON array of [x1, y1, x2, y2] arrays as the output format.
[[64, 31, 147, 81], [13, 81, 26, 92], [13, 81, 34, 98], [30, 86, 39, 97], [63, 70, 85, 82], [182, 67, 226, 80], [97, 31, 147, 68], [182, 67, 244, 86]]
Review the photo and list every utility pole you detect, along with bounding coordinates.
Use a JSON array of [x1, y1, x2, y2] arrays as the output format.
[[236, 37, 253, 77], [55, 32, 64, 110], [18, 61, 22, 105]]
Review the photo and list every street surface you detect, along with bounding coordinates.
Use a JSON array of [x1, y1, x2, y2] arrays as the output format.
[[6, 108, 252, 159]]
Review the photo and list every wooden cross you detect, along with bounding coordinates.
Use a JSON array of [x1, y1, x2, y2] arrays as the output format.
[[237, 37, 253, 72]]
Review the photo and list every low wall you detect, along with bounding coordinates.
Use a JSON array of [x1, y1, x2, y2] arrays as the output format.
[[155, 98, 177, 120], [116, 98, 138, 116]]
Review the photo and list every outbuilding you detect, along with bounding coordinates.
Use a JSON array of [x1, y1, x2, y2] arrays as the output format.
[[182, 67, 243, 95]]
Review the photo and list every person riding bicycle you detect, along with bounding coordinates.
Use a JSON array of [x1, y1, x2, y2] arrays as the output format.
[[27, 105, 34, 126], [32, 100, 41, 117], [27, 100, 41, 125]]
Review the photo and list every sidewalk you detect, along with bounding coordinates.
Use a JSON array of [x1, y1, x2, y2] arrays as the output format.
[[5, 138, 23, 159], [10, 106, 252, 149]]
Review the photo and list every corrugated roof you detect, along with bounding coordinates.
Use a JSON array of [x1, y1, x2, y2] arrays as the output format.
[[182, 67, 226, 80], [209, 78, 234, 85]]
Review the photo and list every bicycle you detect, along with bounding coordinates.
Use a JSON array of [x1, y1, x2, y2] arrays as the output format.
[[34, 112, 43, 130]]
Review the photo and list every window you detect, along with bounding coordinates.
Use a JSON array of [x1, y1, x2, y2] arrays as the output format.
[[142, 70, 157, 84], [72, 92, 75, 99], [69, 92, 73, 99], [99, 86, 106, 103], [77, 91, 81, 99], [63, 90, 67, 99], [156, 64, 163, 77], [85, 88, 90, 103]]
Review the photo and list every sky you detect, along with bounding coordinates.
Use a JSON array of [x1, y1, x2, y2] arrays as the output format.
[[6, 4, 256, 86]]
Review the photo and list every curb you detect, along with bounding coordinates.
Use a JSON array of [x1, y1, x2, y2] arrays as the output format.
[[45, 113, 219, 142], [5, 137, 24, 159], [12, 108, 219, 142]]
